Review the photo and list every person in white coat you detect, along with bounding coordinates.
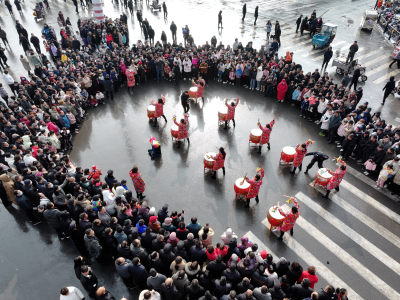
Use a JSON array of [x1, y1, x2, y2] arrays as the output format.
[[102, 184, 116, 215], [256, 65, 263, 91], [59, 286, 84, 300], [319, 109, 332, 136], [182, 56, 192, 80]]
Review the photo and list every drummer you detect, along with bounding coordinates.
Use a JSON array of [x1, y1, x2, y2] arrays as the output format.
[[304, 151, 329, 174], [225, 98, 239, 129], [151, 96, 168, 124], [290, 139, 313, 174], [181, 91, 190, 113], [323, 159, 347, 198], [129, 166, 146, 199], [173, 113, 190, 147], [192, 76, 206, 103], [244, 168, 264, 208], [257, 119, 275, 153], [211, 147, 226, 178], [277, 197, 299, 240]]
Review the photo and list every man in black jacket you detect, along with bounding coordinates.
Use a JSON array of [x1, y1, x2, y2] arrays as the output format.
[[30, 33, 41, 54], [321, 47, 333, 71], [79, 265, 98, 298], [346, 41, 358, 64], [170, 21, 177, 43], [181, 91, 190, 113], [304, 152, 329, 174], [289, 278, 313, 300], [382, 76, 396, 105], [43, 202, 66, 239]]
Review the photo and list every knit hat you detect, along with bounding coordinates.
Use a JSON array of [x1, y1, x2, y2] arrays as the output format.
[[231, 254, 239, 262], [149, 216, 157, 223], [259, 249, 268, 259], [169, 232, 177, 240], [187, 233, 194, 240], [149, 207, 156, 215], [164, 217, 172, 226]]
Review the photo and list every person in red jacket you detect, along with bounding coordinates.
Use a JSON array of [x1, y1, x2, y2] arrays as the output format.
[[298, 266, 319, 289]]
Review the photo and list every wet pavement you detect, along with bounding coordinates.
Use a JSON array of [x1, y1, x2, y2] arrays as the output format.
[[1, 0, 400, 299]]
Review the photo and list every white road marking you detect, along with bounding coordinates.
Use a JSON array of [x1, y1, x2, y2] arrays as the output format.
[[260, 220, 364, 300], [331, 41, 346, 47], [340, 180, 400, 224], [365, 62, 392, 77], [295, 192, 400, 275], [297, 217, 399, 300], [373, 69, 400, 84], [331, 194, 400, 248], [363, 55, 390, 68], [244, 231, 278, 258], [357, 49, 381, 62]]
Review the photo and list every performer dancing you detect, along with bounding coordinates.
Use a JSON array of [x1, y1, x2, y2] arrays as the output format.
[[129, 166, 146, 199], [88, 165, 102, 184], [125, 66, 136, 93], [323, 158, 347, 198], [257, 119, 275, 153], [277, 197, 299, 240], [212, 147, 226, 178], [225, 98, 239, 129], [290, 140, 312, 174], [304, 151, 329, 174], [151, 96, 168, 124], [244, 168, 264, 208], [192, 76, 205, 102], [173, 113, 190, 147]]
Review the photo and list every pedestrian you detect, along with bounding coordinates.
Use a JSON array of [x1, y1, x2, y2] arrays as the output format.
[[274, 21, 281, 46], [303, 152, 329, 174], [382, 76, 396, 105], [19, 33, 31, 53], [170, 21, 177, 43], [79, 265, 98, 298], [148, 26, 155, 45], [5, 0, 13, 16], [300, 16, 308, 35], [163, 2, 167, 19], [72, 0, 79, 13], [0, 27, 10, 47], [266, 20, 272, 40], [95, 286, 115, 300], [14, 0, 22, 14], [20, 55, 31, 74], [30, 33, 41, 54], [254, 6, 258, 25], [181, 90, 190, 113], [242, 4, 246, 21], [59, 286, 85, 300], [346, 41, 358, 64], [15, 190, 40, 224], [0, 46, 9, 70], [128, 0, 133, 14], [277, 197, 299, 240], [389, 51, 400, 69], [218, 10, 223, 29], [321, 46, 333, 71], [296, 15, 303, 33], [2, 70, 17, 95], [84, 229, 103, 261], [129, 166, 146, 199], [348, 66, 361, 90]]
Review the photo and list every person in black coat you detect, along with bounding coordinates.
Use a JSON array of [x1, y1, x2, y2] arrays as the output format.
[[79, 265, 98, 298], [161, 278, 182, 300], [321, 47, 333, 71], [296, 15, 303, 33], [341, 134, 356, 159], [242, 4, 246, 21], [223, 264, 241, 287], [382, 76, 396, 105], [348, 67, 361, 90], [131, 257, 148, 288], [289, 278, 313, 300], [19, 34, 31, 53], [30, 34, 41, 54], [190, 240, 207, 265], [304, 152, 329, 174], [181, 90, 190, 113], [254, 7, 258, 25], [185, 278, 205, 300]]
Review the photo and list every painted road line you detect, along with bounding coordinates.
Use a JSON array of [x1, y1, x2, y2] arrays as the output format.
[[277, 227, 363, 300], [373, 69, 400, 84], [296, 192, 400, 275], [340, 180, 400, 224], [244, 231, 278, 258], [312, 47, 365, 62], [357, 49, 381, 63], [365, 62, 392, 77], [297, 217, 399, 300], [331, 194, 400, 248], [331, 41, 346, 48], [363, 55, 390, 68]]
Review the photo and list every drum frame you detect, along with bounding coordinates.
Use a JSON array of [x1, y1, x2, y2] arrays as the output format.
[[313, 172, 332, 190], [204, 153, 216, 173], [248, 129, 262, 147], [189, 87, 199, 103], [279, 147, 296, 167]]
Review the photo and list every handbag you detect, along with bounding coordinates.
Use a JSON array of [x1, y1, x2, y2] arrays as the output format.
[[364, 160, 376, 171]]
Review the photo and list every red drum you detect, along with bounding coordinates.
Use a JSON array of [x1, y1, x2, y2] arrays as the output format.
[[171, 124, 179, 139], [267, 204, 290, 229], [314, 168, 333, 187], [147, 105, 156, 119], [218, 106, 228, 121], [234, 178, 250, 195], [249, 128, 262, 144], [189, 87, 198, 98], [280, 146, 296, 163], [204, 152, 216, 169]]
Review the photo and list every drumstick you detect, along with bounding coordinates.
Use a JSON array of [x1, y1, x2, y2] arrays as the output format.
[[241, 173, 247, 185]]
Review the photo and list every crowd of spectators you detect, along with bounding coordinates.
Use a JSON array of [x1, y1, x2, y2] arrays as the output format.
[[0, 10, 396, 299]]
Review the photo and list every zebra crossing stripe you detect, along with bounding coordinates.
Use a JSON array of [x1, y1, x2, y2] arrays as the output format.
[[331, 194, 400, 248], [331, 41, 346, 48], [297, 217, 400, 300], [357, 49, 381, 62], [340, 180, 400, 224], [244, 231, 279, 258], [295, 191, 400, 275], [275, 227, 363, 300], [363, 55, 390, 68], [373, 69, 400, 84]]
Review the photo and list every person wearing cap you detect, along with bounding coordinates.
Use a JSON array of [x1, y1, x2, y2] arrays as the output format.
[[104, 170, 118, 189], [148, 216, 161, 232], [162, 217, 176, 232]]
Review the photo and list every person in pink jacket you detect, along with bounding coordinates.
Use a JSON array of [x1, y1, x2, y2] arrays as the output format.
[[277, 197, 299, 240], [244, 168, 264, 208], [257, 119, 275, 153], [212, 147, 226, 178], [225, 98, 239, 128], [277, 79, 288, 102]]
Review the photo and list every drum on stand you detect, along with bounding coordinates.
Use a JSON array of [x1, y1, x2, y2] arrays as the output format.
[[314, 168, 333, 188], [189, 87, 198, 102], [280, 146, 296, 166], [147, 105, 156, 119], [249, 128, 262, 145], [218, 106, 228, 126], [267, 204, 290, 230], [171, 124, 179, 141], [204, 152, 216, 172], [234, 177, 250, 200]]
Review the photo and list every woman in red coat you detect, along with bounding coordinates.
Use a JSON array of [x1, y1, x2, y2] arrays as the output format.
[[173, 114, 189, 147], [225, 98, 239, 128], [125, 67, 136, 92], [151, 96, 167, 124], [277, 79, 288, 102], [192, 76, 205, 102], [258, 119, 275, 153], [245, 168, 264, 208], [212, 147, 226, 178]]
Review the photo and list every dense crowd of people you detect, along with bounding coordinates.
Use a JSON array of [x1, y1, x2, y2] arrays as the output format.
[[0, 3, 397, 298]]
